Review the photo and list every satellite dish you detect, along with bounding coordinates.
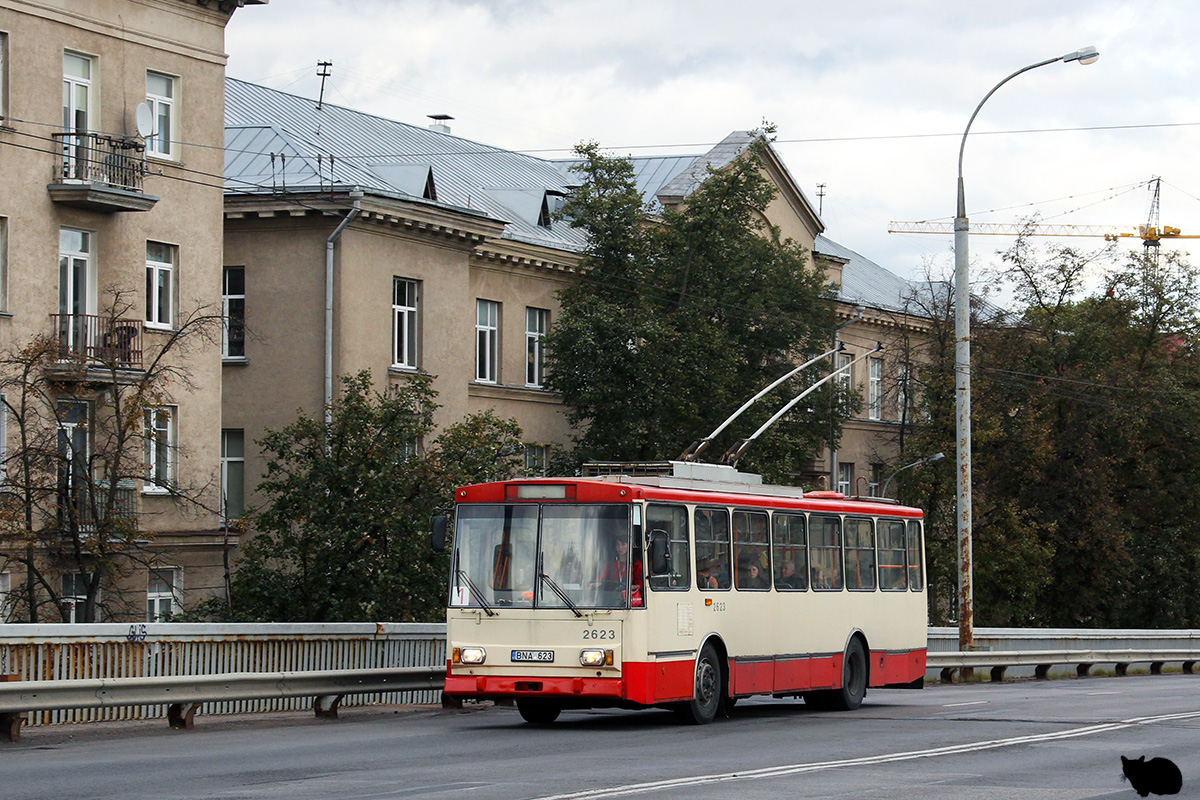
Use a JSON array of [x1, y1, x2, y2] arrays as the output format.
[[135, 103, 155, 138]]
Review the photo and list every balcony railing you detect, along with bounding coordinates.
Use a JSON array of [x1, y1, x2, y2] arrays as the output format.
[[58, 481, 138, 534], [47, 133, 158, 212], [51, 314, 143, 370]]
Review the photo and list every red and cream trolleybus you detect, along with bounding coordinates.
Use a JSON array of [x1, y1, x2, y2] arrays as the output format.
[[438, 461, 927, 724]]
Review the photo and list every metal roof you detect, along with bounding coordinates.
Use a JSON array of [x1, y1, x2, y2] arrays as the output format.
[[224, 78, 586, 252], [814, 235, 931, 314]]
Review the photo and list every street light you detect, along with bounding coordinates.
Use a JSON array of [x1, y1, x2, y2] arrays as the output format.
[[880, 451, 945, 498], [954, 46, 1099, 651]]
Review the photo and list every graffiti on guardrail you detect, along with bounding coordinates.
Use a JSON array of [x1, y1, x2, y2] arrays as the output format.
[[126, 624, 148, 643]]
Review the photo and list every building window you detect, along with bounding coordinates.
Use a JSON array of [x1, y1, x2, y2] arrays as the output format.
[[0, 216, 7, 312], [145, 241, 175, 329], [837, 462, 852, 496], [57, 400, 89, 522], [392, 278, 418, 369], [475, 299, 499, 383], [868, 357, 883, 420], [869, 464, 883, 497], [223, 266, 245, 358], [144, 407, 174, 493], [0, 572, 11, 622], [221, 429, 244, 522], [897, 363, 912, 422], [59, 228, 95, 356], [837, 352, 852, 392], [62, 52, 93, 175], [525, 307, 548, 388], [62, 573, 95, 623], [1, 32, 8, 119], [145, 71, 175, 159], [524, 443, 547, 476], [0, 392, 6, 485], [147, 568, 180, 621]]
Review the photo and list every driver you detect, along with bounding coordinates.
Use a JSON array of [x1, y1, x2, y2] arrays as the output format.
[[597, 537, 644, 606]]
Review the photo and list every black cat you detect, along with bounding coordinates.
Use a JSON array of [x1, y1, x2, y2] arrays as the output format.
[[1121, 755, 1182, 797]]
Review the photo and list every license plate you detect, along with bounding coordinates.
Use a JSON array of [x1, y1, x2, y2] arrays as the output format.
[[511, 649, 554, 663]]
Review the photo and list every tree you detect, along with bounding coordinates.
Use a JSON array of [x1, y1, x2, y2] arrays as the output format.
[[216, 372, 523, 623], [0, 291, 221, 622], [908, 237, 1200, 627], [545, 137, 844, 481]]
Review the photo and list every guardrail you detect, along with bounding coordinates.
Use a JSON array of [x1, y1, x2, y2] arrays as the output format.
[[0, 666, 444, 743], [926, 649, 1200, 683]]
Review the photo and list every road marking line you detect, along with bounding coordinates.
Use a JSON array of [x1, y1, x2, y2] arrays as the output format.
[[531, 709, 1200, 800], [943, 700, 988, 707]]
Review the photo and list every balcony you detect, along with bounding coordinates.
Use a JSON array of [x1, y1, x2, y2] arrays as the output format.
[[50, 314, 144, 374], [58, 481, 139, 535], [48, 132, 160, 213]]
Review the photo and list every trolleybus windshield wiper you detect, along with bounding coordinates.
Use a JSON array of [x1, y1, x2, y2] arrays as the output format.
[[455, 569, 496, 617], [539, 570, 584, 618]]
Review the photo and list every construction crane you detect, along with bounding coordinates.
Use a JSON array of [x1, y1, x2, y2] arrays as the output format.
[[889, 177, 1200, 249]]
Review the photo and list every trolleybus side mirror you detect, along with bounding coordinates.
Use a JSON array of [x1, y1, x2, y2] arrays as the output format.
[[648, 529, 671, 576], [431, 515, 448, 553]]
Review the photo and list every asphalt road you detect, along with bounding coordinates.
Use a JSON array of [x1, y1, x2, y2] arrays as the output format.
[[4, 675, 1198, 799]]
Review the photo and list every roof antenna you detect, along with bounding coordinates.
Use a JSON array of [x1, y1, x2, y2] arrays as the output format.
[[316, 61, 332, 111], [816, 183, 826, 216]]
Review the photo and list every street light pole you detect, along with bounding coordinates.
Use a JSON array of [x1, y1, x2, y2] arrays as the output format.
[[954, 46, 1098, 652], [881, 452, 945, 499]]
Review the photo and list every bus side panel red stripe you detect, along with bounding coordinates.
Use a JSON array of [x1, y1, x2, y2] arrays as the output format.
[[869, 649, 927, 686], [730, 659, 774, 695], [772, 656, 812, 693], [629, 659, 694, 703], [811, 654, 841, 689]]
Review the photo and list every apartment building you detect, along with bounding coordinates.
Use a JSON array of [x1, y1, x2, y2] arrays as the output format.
[[222, 86, 934, 525], [0, 0, 261, 622]]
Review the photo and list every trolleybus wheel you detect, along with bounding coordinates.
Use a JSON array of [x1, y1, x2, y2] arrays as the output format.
[[676, 642, 722, 725], [804, 637, 868, 711], [517, 699, 562, 724]]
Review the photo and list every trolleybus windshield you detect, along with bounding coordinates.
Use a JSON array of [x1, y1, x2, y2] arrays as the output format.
[[450, 504, 636, 610]]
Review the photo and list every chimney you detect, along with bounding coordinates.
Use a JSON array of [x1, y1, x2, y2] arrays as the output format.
[[427, 114, 453, 134]]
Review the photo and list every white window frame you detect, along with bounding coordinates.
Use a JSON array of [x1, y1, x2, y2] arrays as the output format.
[[223, 266, 245, 359], [837, 353, 852, 392], [0, 215, 8, 313], [0, 572, 12, 623], [525, 307, 548, 388], [147, 568, 181, 622], [475, 299, 499, 384], [62, 572, 95, 623], [524, 443, 548, 476], [145, 241, 175, 329], [837, 463, 852, 496], [0, 392, 6, 485], [220, 428, 244, 523], [143, 406, 174, 494], [869, 464, 884, 497], [0, 32, 8, 122], [63, 52, 92, 133], [145, 70, 176, 159], [392, 277, 419, 370], [897, 363, 911, 422], [868, 357, 883, 420]]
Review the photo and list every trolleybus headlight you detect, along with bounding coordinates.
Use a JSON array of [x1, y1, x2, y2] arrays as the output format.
[[580, 649, 613, 667], [580, 649, 606, 667], [460, 647, 486, 665]]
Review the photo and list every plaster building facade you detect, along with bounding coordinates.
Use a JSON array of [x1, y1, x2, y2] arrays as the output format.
[[0, 0, 261, 621], [222, 86, 936, 532]]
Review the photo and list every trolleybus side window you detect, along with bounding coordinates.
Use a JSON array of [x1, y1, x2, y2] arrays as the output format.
[[733, 510, 769, 590], [845, 517, 876, 591], [646, 504, 690, 591], [771, 512, 808, 591], [907, 520, 924, 591], [810, 514, 843, 591], [694, 507, 730, 590], [878, 519, 908, 591]]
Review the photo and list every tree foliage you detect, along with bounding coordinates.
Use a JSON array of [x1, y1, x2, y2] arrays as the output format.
[[215, 372, 522, 622], [905, 241, 1200, 627], [545, 138, 844, 480]]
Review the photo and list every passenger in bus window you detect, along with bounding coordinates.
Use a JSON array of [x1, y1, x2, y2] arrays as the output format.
[[697, 559, 720, 589], [776, 559, 797, 589], [738, 555, 768, 589]]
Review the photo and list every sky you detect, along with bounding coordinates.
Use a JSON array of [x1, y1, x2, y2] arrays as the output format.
[[225, 0, 1200, 285]]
